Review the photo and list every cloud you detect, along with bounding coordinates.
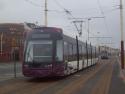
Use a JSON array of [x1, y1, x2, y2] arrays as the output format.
[[0, 1, 4, 10]]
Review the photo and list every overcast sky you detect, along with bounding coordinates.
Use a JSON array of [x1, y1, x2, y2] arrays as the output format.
[[0, 0, 125, 48]]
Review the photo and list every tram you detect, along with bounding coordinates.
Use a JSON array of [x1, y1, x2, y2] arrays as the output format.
[[22, 27, 98, 77]]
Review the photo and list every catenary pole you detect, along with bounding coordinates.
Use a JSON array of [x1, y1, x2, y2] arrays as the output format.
[[0, 32, 3, 55], [45, 0, 48, 26], [120, 0, 124, 69]]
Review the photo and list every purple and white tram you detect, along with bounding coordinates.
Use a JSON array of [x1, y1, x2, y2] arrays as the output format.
[[22, 27, 98, 77]]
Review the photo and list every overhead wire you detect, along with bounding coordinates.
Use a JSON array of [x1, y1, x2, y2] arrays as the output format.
[[103, 7, 120, 14], [98, 4, 120, 14], [24, 0, 43, 7], [53, 0, 67, 10], [24, 0, 101, 38], [96, 0, 120, 34], [53, 0, 74, 18], [24, 0, 68, 13], [53, 0, 83, 36], [53, 0, 98, 38], [97, 0, 110, 35], [96, 0, 118, 45]]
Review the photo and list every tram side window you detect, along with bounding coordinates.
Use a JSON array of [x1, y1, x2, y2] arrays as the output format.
[[73, 45, 77, 60], [64, 42, 68, 60], [82, 45, 86, 58], [83, 46, 85, 59], [89, 47, 92, 59], [92, 47, 94, 58], [85, 45, 88, 58], [88, 46, 91, 59], [69, 44, 73, 55], [68, 43, 73, 61], [95, 47, 97, 58], [90, 46, 92, 58], [91, 47, 93, 58], [79, 45, 82, 59], [85, 44, 88, 59], [93, 47, 95, 58], [56, 40, 63, 61]]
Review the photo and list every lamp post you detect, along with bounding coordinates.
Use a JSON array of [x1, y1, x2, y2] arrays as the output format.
[[120, 0, 124, 69]]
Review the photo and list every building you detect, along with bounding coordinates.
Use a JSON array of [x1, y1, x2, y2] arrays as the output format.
[[99, 45, 120, 59], [0, 23, 33, 62]]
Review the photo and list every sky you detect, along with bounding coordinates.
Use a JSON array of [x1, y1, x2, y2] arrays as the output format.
[[0, 0, 125, 48]]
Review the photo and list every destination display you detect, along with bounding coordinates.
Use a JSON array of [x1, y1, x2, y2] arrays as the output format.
[[31, 34, 50, 39]]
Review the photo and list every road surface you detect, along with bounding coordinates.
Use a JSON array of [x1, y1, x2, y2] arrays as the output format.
[[0, 57, 125, 94]]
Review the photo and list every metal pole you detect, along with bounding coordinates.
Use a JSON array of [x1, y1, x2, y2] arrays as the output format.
[[95, 47, 96, 64], [80, 21, 83, 36], [86, 41, 88, 67], [14, 61, 17, 78], [45, 0, 48, 26], [72, 21, 84, 36], [13, 51, 16, 78], [90, 43, 92, 66], [88, 19, 89, 41], [76, 36, 79, 71], [87, 18, 91, 41], [0, 32, 3, 55], [120, 0, 124, 69]]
